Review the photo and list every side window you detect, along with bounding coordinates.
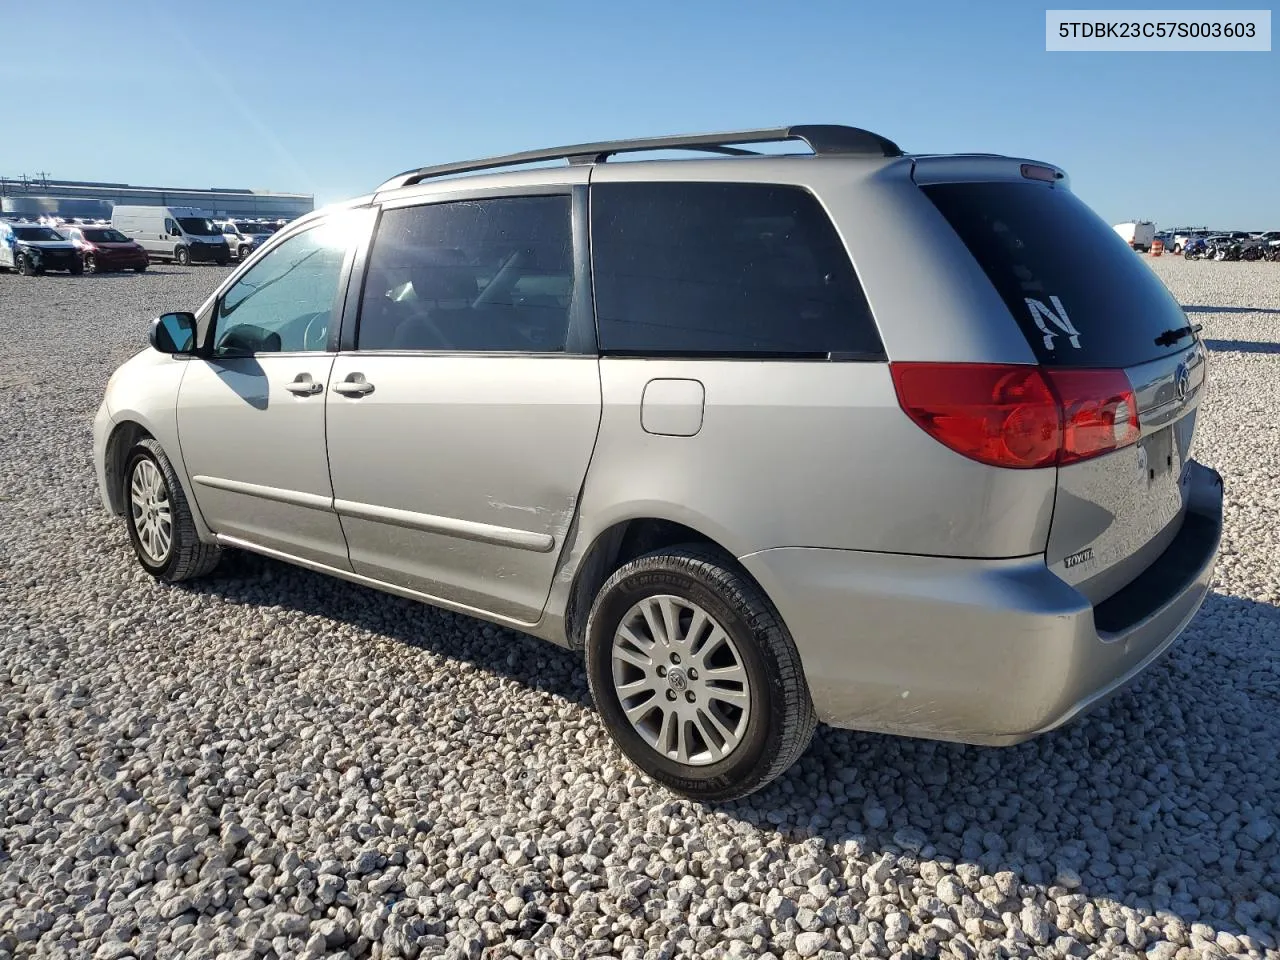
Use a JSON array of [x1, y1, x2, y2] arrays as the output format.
[[211, 220, 353, 356], [357, 194, 573, 353], [591, 182, 883, 358], [165, 218, 179, 235]]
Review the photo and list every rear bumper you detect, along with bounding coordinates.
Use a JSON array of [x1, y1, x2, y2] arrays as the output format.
[[740, 460, 1224, 745]]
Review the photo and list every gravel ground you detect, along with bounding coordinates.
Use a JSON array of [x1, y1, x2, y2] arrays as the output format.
[[1, 258, 1278, 960]]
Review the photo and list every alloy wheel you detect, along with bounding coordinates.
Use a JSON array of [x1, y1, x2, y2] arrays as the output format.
[[129, 458, 173, 564], [610, 594, 751, 766]]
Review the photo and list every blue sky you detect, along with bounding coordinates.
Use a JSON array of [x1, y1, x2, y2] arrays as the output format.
[[3, 1, 1275, 228]]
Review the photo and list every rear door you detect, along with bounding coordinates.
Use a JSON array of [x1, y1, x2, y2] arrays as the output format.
[[917, 170, 1206, 602], [324, 183, 601, 623]]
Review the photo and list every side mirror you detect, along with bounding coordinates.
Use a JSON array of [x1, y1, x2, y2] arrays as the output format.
[[149, 312, 198, 354]]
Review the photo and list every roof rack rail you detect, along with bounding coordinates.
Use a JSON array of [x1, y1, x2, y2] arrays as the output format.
[[376, 124, 903, 192]]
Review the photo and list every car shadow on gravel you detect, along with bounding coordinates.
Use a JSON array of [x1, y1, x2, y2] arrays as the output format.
[[185, 557, 1280, 939], [1203, 338, 1280, 355]]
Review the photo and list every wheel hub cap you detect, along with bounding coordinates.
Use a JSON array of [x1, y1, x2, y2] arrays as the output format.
[[611, 594, 751, 766]]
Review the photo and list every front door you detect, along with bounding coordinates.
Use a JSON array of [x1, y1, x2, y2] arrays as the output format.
[[324, 190, 601, 623], [177, 211, 368, 567]]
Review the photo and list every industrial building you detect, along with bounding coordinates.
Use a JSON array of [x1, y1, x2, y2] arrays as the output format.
[[0, 174, 314, 220]]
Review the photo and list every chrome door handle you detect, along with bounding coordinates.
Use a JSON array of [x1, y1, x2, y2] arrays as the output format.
[[332, 376, 374, 397], [284, 375, 323, 396]]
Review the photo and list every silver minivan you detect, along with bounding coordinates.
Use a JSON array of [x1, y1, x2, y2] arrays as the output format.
[[93, 126, 1223, 800]]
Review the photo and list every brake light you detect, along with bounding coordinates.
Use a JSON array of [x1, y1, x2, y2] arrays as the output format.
[[1021, 163, 1063, 182], [891, 363, 1140, 469], [1043, 368, 1140, 464]]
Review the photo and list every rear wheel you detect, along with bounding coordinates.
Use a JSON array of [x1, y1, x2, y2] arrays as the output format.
[[175, 246, 190, 266], [585, 545, 816, 801], [123, 438, 221, 582], [69, 261, 84, 275], [238, 245, 251, 261], [84, 254, 98, 273], [134, 264, 148, 273]]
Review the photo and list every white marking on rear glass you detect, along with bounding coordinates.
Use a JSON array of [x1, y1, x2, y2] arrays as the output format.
[[1024, 296, 1082, 350]]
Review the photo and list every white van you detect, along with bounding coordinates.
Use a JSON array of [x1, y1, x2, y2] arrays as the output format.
[[111, 206, 230, 266], [1112, 220, 1156, 252]]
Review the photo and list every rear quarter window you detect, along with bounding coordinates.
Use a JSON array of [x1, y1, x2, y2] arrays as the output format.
[[922, 181, 1190, 368], [591, 182, 884, 359]]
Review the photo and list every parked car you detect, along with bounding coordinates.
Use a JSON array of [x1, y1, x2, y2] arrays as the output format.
[[111, 206, 230, 265], [216, 219, 275, 261], [1172, 229, 1210, 254], [60, 225, 149, 273], [0, 221, 82, 275], [92, 125, 1224, 800], [1112, 220, 1155, 252]]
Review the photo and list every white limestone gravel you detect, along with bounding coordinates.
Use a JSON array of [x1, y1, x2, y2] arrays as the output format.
[[1, 257, 1278, 960]]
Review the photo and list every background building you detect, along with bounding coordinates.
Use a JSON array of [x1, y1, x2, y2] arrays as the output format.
[[0, 174, 314, 219]]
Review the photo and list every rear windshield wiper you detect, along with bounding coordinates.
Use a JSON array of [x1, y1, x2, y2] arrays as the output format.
[[1155, 325, 1195, 347]]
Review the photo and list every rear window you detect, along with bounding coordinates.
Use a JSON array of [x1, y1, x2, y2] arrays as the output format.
[[922, 181, 1190, 368], [591, 182, 884, 359]]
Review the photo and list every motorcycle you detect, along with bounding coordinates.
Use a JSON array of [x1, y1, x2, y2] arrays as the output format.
[[1218, 241, 1243, 262], [1183, 238, 1209, 260]]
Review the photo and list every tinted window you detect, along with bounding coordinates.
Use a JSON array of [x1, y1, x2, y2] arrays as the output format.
[[13, 227, 63, 241], [922, 181, 1191, 368], [212, 220, 353, 356], [358, 195, 573, 353], [591, 182, 882, 358]]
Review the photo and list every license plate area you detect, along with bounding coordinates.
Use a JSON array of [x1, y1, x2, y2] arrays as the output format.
[[1140, 426, 1175, 482]]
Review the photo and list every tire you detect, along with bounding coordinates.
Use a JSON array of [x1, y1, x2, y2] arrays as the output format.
[[216, 256, 229, 266], [134, 264, 148, 273], [175, 246, 190, 266], [584, 544, 816, 802], [84, 254, 97, 273], [16, 253, 35, 276], [238, 245, 251, 261], [69, 261, 84, 275], [123, 438, 221, 582]]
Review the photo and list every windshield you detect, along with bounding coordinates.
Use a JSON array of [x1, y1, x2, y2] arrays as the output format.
[[13, 227, 65, 242], [177, 217, 219, 236], [84, 228, 131, 243]]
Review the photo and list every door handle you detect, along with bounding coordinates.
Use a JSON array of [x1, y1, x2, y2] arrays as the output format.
[[332, 375, 374, 397], [284, 374, 323, 396]]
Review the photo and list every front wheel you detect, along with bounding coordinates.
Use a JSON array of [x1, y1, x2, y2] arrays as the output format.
[[174, 246, 190, 266], [123, 438, 221, 581], [16, 254, 37, 276], [584, 545, 816, 802]]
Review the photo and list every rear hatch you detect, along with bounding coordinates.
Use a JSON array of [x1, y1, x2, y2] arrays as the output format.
[[917, 171, 1205, 605]]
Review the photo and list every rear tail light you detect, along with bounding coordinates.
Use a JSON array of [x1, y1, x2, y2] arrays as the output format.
[[891, 362, 1140, 469]]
